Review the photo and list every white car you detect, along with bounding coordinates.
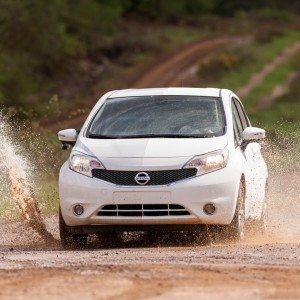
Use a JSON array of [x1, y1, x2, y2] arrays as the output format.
[[58, 88, 268, 248]]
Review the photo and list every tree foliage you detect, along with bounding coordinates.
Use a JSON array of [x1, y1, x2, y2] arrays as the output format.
[[0, 0, 298, 108]]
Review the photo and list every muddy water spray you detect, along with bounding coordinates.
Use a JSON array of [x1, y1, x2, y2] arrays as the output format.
[[264, 136, 300, 241], [0, 118, 55, 242]]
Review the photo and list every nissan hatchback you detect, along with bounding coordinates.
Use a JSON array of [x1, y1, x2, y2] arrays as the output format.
[[58, 88, 268, 248]]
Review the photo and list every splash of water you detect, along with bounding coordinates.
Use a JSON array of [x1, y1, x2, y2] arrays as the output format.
[[0, 117, 55, 242], [264, 136, 300, 241], [245, 135, 300, 244]]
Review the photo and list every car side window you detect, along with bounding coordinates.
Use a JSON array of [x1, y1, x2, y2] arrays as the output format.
[[233, 98, 249, 129], [231, 99, 243, 146]]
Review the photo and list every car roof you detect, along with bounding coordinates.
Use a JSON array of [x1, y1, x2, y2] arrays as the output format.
[[107, 87, 222, 98]]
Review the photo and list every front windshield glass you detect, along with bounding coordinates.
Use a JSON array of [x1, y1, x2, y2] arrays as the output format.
[[87, 95, 226, 138]]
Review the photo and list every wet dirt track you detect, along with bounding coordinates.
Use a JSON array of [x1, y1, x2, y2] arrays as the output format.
[[0, 154, 299, 300], [0, 240, 299, 299]]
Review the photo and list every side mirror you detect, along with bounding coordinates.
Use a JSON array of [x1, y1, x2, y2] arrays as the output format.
[[57, 129, 78, 149], [242, 127, 266, 141]]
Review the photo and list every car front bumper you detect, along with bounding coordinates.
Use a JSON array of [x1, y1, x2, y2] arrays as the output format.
[[59, 162, 240, 227]]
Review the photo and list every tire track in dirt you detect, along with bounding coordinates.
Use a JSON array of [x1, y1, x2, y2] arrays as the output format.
[[0, 262, 299, 299], [133, 37, 229, 88], [237, 41, 300, 99], [255, 71, 298, 110]]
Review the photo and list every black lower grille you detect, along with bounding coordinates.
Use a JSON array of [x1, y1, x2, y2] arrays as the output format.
[[97, 204, 191, 217], [92, 168, 197, 186]]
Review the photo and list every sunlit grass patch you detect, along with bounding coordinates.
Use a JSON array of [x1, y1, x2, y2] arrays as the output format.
[[244, 59, 295, 108], [218, 31, 300, 92], [0, 177, 58, 220], [163, 26, 213, 43], [35, 178, 59, 214]]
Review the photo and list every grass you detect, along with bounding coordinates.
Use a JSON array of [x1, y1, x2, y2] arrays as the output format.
[[207, 30, 300, 135], [250, 93, 300, 136], [35, 178, 59, 214], [0, 194, 17, 220], [247, 53, 300, 135], [163, 26, 214, 44], [207, 29, 300, 168], [217, 31, 300, 93], [244, 58, 295, 109], [0, 177, 59, 219]]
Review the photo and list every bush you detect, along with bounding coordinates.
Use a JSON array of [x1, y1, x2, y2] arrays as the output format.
[[254, 26, 285, 44], [197, 46, 255, 82], [253, 8, 295, 23], [287, 75, 300, 104], [0, 0, 125, 106]]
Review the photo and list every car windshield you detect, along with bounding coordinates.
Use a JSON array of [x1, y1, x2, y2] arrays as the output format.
[[87, 95, 226, 138]]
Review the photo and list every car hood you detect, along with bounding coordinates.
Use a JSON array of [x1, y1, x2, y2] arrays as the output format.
[[76, 136, 227, 158], [74, 136, 228, 170]]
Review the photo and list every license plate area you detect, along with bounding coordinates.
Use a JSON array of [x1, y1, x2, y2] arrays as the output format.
[[113, 191, 171, 204]]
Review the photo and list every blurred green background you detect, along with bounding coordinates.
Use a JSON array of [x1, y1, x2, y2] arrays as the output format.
[[0, 0, 299, 215]]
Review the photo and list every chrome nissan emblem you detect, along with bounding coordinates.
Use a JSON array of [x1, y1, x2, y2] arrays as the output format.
[[135, 172, 150, 185]]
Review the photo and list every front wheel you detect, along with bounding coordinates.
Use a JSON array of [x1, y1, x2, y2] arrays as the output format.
[[226, 182, 246, 241], [59, 207, 88, 249], [208, 182, 246, 243]]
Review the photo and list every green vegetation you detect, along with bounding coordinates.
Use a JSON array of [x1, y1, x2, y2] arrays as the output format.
[[197, 45, 256, 83], [251, 63, 300, 135], [0, 0, 299, 119], [195, 27, 300, 162], [0, 195, 16, 219], [163, 26, 213, 44], [217, 31, 300, 93], [0, 179, 59, 219], [242, 44, 300, 136], [245, 58, 296, 108], [36, 179, 59, 214]]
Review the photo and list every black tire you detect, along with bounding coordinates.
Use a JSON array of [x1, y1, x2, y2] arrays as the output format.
[[247, 179, 268, 236], [59, 207, 88, 249], [208, 182, 246, 243], [227, 182, 246, 241]]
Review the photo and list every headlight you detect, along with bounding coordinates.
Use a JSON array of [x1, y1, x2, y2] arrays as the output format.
[[183, 149, 229, 176], [69, 153, 105, 177]]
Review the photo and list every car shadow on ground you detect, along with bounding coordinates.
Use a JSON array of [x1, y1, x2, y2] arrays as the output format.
[[83, 231, 212, 250]]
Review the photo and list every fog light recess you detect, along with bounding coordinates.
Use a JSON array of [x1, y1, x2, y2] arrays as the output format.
[[73, 204, 84, 216], [203, 203, 216, 215]]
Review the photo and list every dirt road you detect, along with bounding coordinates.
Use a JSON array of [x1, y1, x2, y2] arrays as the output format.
[[0, 170, 299, 299], [0, 243, 299, 300], [132, 36, 230, 88]]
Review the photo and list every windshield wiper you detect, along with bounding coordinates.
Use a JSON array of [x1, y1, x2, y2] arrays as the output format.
[[124, 134, 209, 138], [89, 134, 120, 139], [89, 133, 210, 139]]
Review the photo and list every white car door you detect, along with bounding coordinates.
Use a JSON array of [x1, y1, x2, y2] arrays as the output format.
[[231, 97, 267, 220], [248, 141, 268, 217]]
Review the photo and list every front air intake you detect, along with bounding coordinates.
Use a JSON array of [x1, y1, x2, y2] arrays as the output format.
[[97, 204, 191, 217]]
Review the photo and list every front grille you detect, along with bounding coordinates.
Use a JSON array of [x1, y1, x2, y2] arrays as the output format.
[[92, 168, 197, 186], [97, 204, 191, 217]]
